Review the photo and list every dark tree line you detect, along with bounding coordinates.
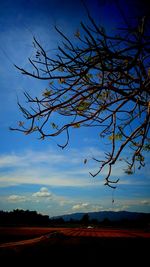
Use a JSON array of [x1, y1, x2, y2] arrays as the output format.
[[0, 209, 149, 228], [0, 209, 50, 226]]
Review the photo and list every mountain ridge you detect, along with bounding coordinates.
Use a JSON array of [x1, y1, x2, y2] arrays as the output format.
[[52, 210, 150, 222]]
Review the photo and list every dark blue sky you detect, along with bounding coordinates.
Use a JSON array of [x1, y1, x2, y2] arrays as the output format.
[[0, 0, 150, 216]]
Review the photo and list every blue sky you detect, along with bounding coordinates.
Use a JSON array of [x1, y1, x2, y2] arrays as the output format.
[[0, 0, 150, 217]]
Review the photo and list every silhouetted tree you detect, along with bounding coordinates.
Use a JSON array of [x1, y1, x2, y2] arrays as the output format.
[[102, 218, 111, 226], [81, 213, 90, 225], [11, 12, 150, 187]]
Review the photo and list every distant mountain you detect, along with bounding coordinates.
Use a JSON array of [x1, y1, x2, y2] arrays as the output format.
[[53, 211, 150, 222]]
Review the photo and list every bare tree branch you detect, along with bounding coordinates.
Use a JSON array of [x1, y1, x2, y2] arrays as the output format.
[[11, 14, 150, 187]]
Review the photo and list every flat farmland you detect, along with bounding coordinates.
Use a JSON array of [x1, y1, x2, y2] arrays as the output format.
[[0, 226, 57, 243], [0, 227, 149, 265], [58, 227, 150, 238], [0, 226, 150, 245]]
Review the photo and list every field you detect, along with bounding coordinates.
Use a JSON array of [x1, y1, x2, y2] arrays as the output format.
[[0, 227, 150, 265]]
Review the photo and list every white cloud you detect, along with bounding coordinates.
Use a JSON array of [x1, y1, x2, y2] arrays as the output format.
[[32, 187, 52, 198], [0, 154, 24, 167], [0, 148, 104, 187], [140, 200, 150, 206], [0, 149, 67, 168], [0, 169, 97, 187], [7, 194, 26, 202], [0, 147, 105, 169], [110, 198, 150, 211], [72, 202, 103, 212], [0, 148, 149, 188], [72, 203, 89, 211]]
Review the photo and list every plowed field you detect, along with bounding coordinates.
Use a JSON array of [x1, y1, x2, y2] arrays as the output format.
[[0, 226, 150, 246], [59, 227, 150, 238], [0, 227, 149, 266]]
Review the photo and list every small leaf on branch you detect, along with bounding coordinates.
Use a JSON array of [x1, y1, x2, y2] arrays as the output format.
[[59, 78, 65, 84], [86, 73, 93, 79], [74, 30, 80, 38], [18, 121, 24, 127], [108, 133, 122, 141], [73, 123, 80, 128], [42, 89, 53, 97], [49, 81, 54, 85], [124, 168, 133, 175], [58, 66, 64, 72], [51, 122, 58, 129], [135, 154, 144, 162], [143, 143, 150, 151], [77, 102, 89, 111], [84, 159, 87, 164], [44, 102, 51, 108]]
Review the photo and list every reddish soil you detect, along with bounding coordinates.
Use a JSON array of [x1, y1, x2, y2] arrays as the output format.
[[0, 226, 149, 242], [59, 227, 150, 238], [0, 227, 149, 266]]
